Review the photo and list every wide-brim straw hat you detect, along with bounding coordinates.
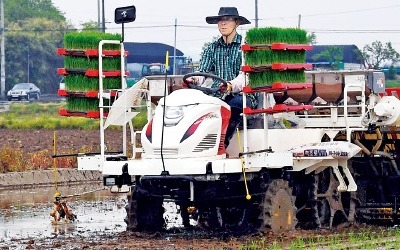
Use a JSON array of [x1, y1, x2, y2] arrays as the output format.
[[206, 7, 251, 25]]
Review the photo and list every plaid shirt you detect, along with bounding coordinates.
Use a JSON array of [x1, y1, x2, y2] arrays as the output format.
[[198, 33, 257, 108]]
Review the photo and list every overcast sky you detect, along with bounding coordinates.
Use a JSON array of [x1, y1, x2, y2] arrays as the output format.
[[51, 0, 400, 61]]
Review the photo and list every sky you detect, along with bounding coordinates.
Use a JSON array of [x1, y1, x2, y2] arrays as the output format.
[[51, 0, 400, 61]]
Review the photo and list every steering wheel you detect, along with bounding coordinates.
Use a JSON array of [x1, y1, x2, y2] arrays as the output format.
[[182, 72, 229, 95]]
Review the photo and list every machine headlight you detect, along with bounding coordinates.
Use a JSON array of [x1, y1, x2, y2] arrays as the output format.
[[164, 104, 196, 126], [104, 177, 116, 186]]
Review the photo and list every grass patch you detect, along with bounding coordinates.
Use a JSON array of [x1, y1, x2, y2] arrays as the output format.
[[0, 102, 100, 129], [238, 226, 400, 249], [386, 80, 400, 88], [0, 102, 148, 130]]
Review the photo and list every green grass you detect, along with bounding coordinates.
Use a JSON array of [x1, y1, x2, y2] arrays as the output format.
[[0, 102, 148, 130], [385, 80, 400, 87], [239, 226, 400, 249]]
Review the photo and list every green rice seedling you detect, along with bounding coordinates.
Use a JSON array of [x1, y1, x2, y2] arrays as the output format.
[[348, 230, 358, 245], [314, 235, 325, 246], [288, 237, 305, 250], [66, 97, 100, 111], [395, 227, 400, 238], [64, 31, 121, 50], [248, 70, 306, 87], [64, 56, 121, 71], [245, 50, 306, 66], [65, 75, 121, 91], [266, 241, 281, 250], [395, 236, 400, 249], [65, 97, 112, 112], [65, 75, 99, 90], [246, 27, 307, 45]]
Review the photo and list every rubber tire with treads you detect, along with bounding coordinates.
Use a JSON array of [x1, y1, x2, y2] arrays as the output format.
[[312, 167, 355, 229], [124, 185, 165, 232], [259, 179, 297, 233]]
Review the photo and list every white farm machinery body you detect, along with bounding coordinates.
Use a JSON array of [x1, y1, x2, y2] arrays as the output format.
[[78, 69, 400, 232]]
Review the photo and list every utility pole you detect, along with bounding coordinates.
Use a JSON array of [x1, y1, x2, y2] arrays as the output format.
[[101, 0, 105, 33], [97, 0, 101, 32], [255, 0, 259, 28], [27, 48, 29, 83], [0, 0, 5, 99], [173, 19, 177, 75], [298, 14, 301, 29]]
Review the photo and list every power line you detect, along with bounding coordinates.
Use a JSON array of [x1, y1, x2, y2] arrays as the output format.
[[7, 21, 400, 34], [309, 29, 400, 34], [257, 4, 400, 21], [3, 24, 215, 33]]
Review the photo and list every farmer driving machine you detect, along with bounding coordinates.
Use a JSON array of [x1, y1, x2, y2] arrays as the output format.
[[62, 6, 400, 233]]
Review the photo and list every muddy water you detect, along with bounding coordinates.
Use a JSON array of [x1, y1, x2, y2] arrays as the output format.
[[0, 183, 127, 246], [0, 183, 190, 247]]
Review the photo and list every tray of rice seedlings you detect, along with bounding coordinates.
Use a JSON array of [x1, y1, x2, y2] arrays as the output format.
[[244, 27, 311, 88], [59, 31, 124, 117]]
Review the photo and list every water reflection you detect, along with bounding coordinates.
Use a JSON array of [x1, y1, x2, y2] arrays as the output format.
[[0, 183, 127, 244]]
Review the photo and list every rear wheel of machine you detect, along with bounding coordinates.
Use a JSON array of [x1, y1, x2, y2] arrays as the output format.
[[312, 167, 356, 229], [197, 204, 257, 231], [198, 206, 222, 229], [259, 179, 297, 233], [124, 185, 165, 232]]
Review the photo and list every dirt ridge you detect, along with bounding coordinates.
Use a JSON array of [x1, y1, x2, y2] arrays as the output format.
[[0, 168, 102, 190]]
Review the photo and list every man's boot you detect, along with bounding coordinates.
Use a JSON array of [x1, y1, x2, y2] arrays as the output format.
[[224, 120, 241, 149]]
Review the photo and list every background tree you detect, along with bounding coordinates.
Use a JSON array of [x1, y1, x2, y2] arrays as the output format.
[[81, 21, 100, 32], [4, 0, 65, 22], [307, 32, 317, 45], [312, 46, 344, 70], [2, 0, 71, 94], [387, 65, 396, 80], [362, 41, 400, 69]]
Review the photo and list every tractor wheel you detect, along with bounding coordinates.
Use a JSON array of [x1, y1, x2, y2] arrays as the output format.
[[124, 185, 165, 232], [259, 179, 297, 233], [311, 167, 356, 229], [197, 206, 222, 229]]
